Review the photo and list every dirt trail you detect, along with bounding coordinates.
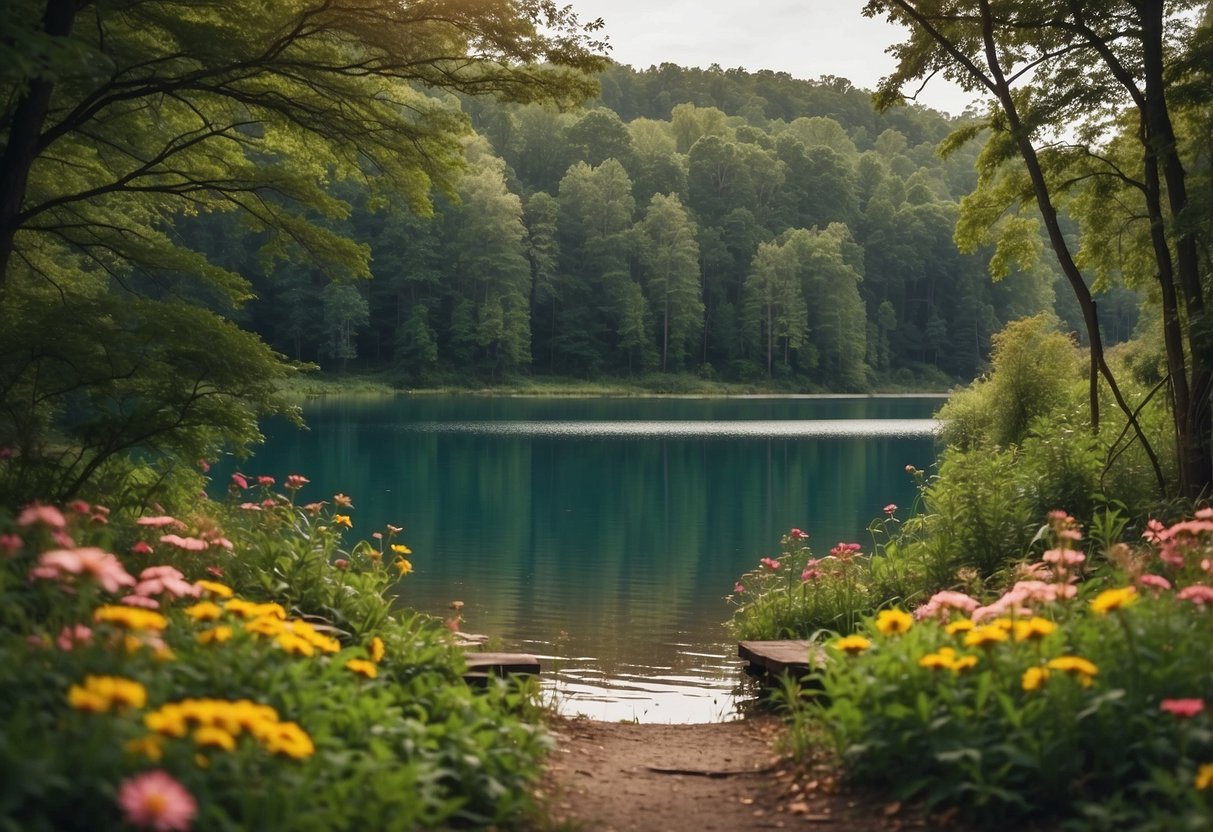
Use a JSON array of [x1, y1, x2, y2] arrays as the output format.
[[540, 716, 931, 832]]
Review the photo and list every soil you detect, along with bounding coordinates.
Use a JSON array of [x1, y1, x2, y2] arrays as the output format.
[[538, 715, 966, 832]]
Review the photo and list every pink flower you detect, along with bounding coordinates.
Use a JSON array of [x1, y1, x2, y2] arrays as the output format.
[[134, 565, 200, 599], [239, 502, 262, 511], [334, 558, 349, 570], [68, 500, 91, 515], [801, 560, 822, 582], [915, 590, 979, 621], [1042, 548, 1086, 566], [231, 472, 248, 490], [136, 515, 183, 529], [120, 594, 161, 609], [206, 565, 225, 578], [733, 582, 745, 594], [158, 534, 208, 552], [56, 624, 93, 651], [829, 542, 862, 561], [1160, 698, 1205, 719], [30, 547, 135, 594], [117, 770, 197, 831], [883, 504, 897, 516], [17, 503, 67, 530], [199, 459, 211, 473], [260, 498, 276, 509], [130, 541, 154, 556], [285, 474, 310, 490], [789, 528, 808, 540], [0, 533, 22, 557], [1143, 518, 1166, 544], [257, 475, 275, 486], [1177, 585, 1213, 605], [759, 557, 780, 571], [1137, 573, 1172, 591], [207, 536, 233, 551]]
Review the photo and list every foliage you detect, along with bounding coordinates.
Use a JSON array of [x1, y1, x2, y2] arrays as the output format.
[[0, 0, 607, 501], [727, 529, 873, 640], [0, 476, 549, 830], [789, 511, 1213, 829]]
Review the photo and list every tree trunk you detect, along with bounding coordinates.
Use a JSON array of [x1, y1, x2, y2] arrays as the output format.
[[0, 0, 80, 294]]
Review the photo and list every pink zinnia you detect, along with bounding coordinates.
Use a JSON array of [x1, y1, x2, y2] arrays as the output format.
[[239, 502, 262, 511], [56, 624, 93, 651], [68, 500, 91, 515], [915, 590, 980, 621], [1137, 573, 1172, 591], [17, 503, 67, 530], [231, 472, 248, 490], [0, 533, 22, 557], [801, 558, 823, 582], [130, 541, 154, 556], [883, 504, 897, 516], [1042, 548, 1086, 566], [257, 475, 275, 486], [733, 582, 745, 594], [120, 594, 162, 609], [789, 528, 808, 540], [31, 547, 135, 594], [117, 770, 197, 831], [159, 534, 208, 552], [285, 474, 310, 490], [1160, 698, 1205, 719], [1177, 585, 1213, 605], [134, 565, 199, 599], [759, 557, 780, 571]]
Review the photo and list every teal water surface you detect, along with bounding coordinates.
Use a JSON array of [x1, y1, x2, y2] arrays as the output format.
[[232, 395, 940, 722]]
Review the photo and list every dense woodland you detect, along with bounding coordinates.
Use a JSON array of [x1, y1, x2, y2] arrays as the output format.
[[193, 63, 1138, 388]]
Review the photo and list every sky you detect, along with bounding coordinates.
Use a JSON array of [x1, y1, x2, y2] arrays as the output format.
[[567, 0, 978, 116]]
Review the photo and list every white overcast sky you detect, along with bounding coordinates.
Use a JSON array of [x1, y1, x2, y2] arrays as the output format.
[[568, 0, 978, 116]]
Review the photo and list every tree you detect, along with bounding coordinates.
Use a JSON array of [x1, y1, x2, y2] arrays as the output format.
[[639, 194, 703, 371], [743, 238, 808, 375], [862, 0, 1205, 494], [0, 0, 605, 498]]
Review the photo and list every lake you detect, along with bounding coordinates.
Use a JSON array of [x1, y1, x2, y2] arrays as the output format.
[[232, 394, 941, 722]]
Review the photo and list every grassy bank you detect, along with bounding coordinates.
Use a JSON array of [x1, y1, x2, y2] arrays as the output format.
[[282, 370, 956, 399]]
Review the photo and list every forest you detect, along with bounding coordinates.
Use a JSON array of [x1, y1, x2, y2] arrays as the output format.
[[198, 63, 1139, 388]]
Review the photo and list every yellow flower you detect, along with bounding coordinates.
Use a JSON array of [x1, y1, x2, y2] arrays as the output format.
[[1012, 617, 1057, 642], [93, 605, 168, 631], [145, 707, 188, 738], [1022, 666, 1050, 692], [875, 608, 913, 636], [370, 636, 385, 663], [833, 635, 872, 655], [945, 619, 975, 636], [1046, 655, 1099, 686], [390, 543, 412, 555], [951, 655, 979, 673], [197, 625, 233, 645], [345, 658, 379, 679], [194, 726, 237, 752], [333, 514, 352, 529], [223, 598, 258, 618], [67, 675, 147, 713], [1090, 586, 1138, 615], [245, 616, 285, 637], [252, 602, 286, 620], [185, 601, 223, 622], [195, 580, 234, 598], [1196, 762, 1213, 791], [989, 617, 1015, 632], [259, 721, 315, 759], [276, 632, 315, 657], [918, 648, 956, 670], [963, 626, 1009, 649], [394, 557, 413, 576]]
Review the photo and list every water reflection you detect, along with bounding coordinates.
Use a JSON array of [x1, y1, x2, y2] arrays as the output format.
[[232, 395, 941, 723]]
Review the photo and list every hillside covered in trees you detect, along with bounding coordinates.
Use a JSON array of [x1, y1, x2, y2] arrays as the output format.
[[196, 63, 1139, 389]]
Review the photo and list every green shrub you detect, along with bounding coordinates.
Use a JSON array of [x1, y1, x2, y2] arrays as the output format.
[[0, 479, 548, 831]]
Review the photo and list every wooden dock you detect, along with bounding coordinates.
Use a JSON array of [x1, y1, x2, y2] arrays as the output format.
[[462, 652, 541, 686], [738, 640, 826, 678]]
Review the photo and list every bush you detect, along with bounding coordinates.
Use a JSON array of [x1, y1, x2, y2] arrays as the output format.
[[790, 511, 1213, 830], [0, 478, 548, 831]]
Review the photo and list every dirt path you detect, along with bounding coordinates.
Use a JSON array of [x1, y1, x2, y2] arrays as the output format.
[[539, 716, 933, 832]]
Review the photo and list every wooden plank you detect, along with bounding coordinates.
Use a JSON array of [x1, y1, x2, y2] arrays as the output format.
[[463, 652, 541, 677], [738, 640, 826, 677]]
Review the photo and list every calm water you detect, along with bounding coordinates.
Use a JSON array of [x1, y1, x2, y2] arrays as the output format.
[[230, 395, 940, 722]]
